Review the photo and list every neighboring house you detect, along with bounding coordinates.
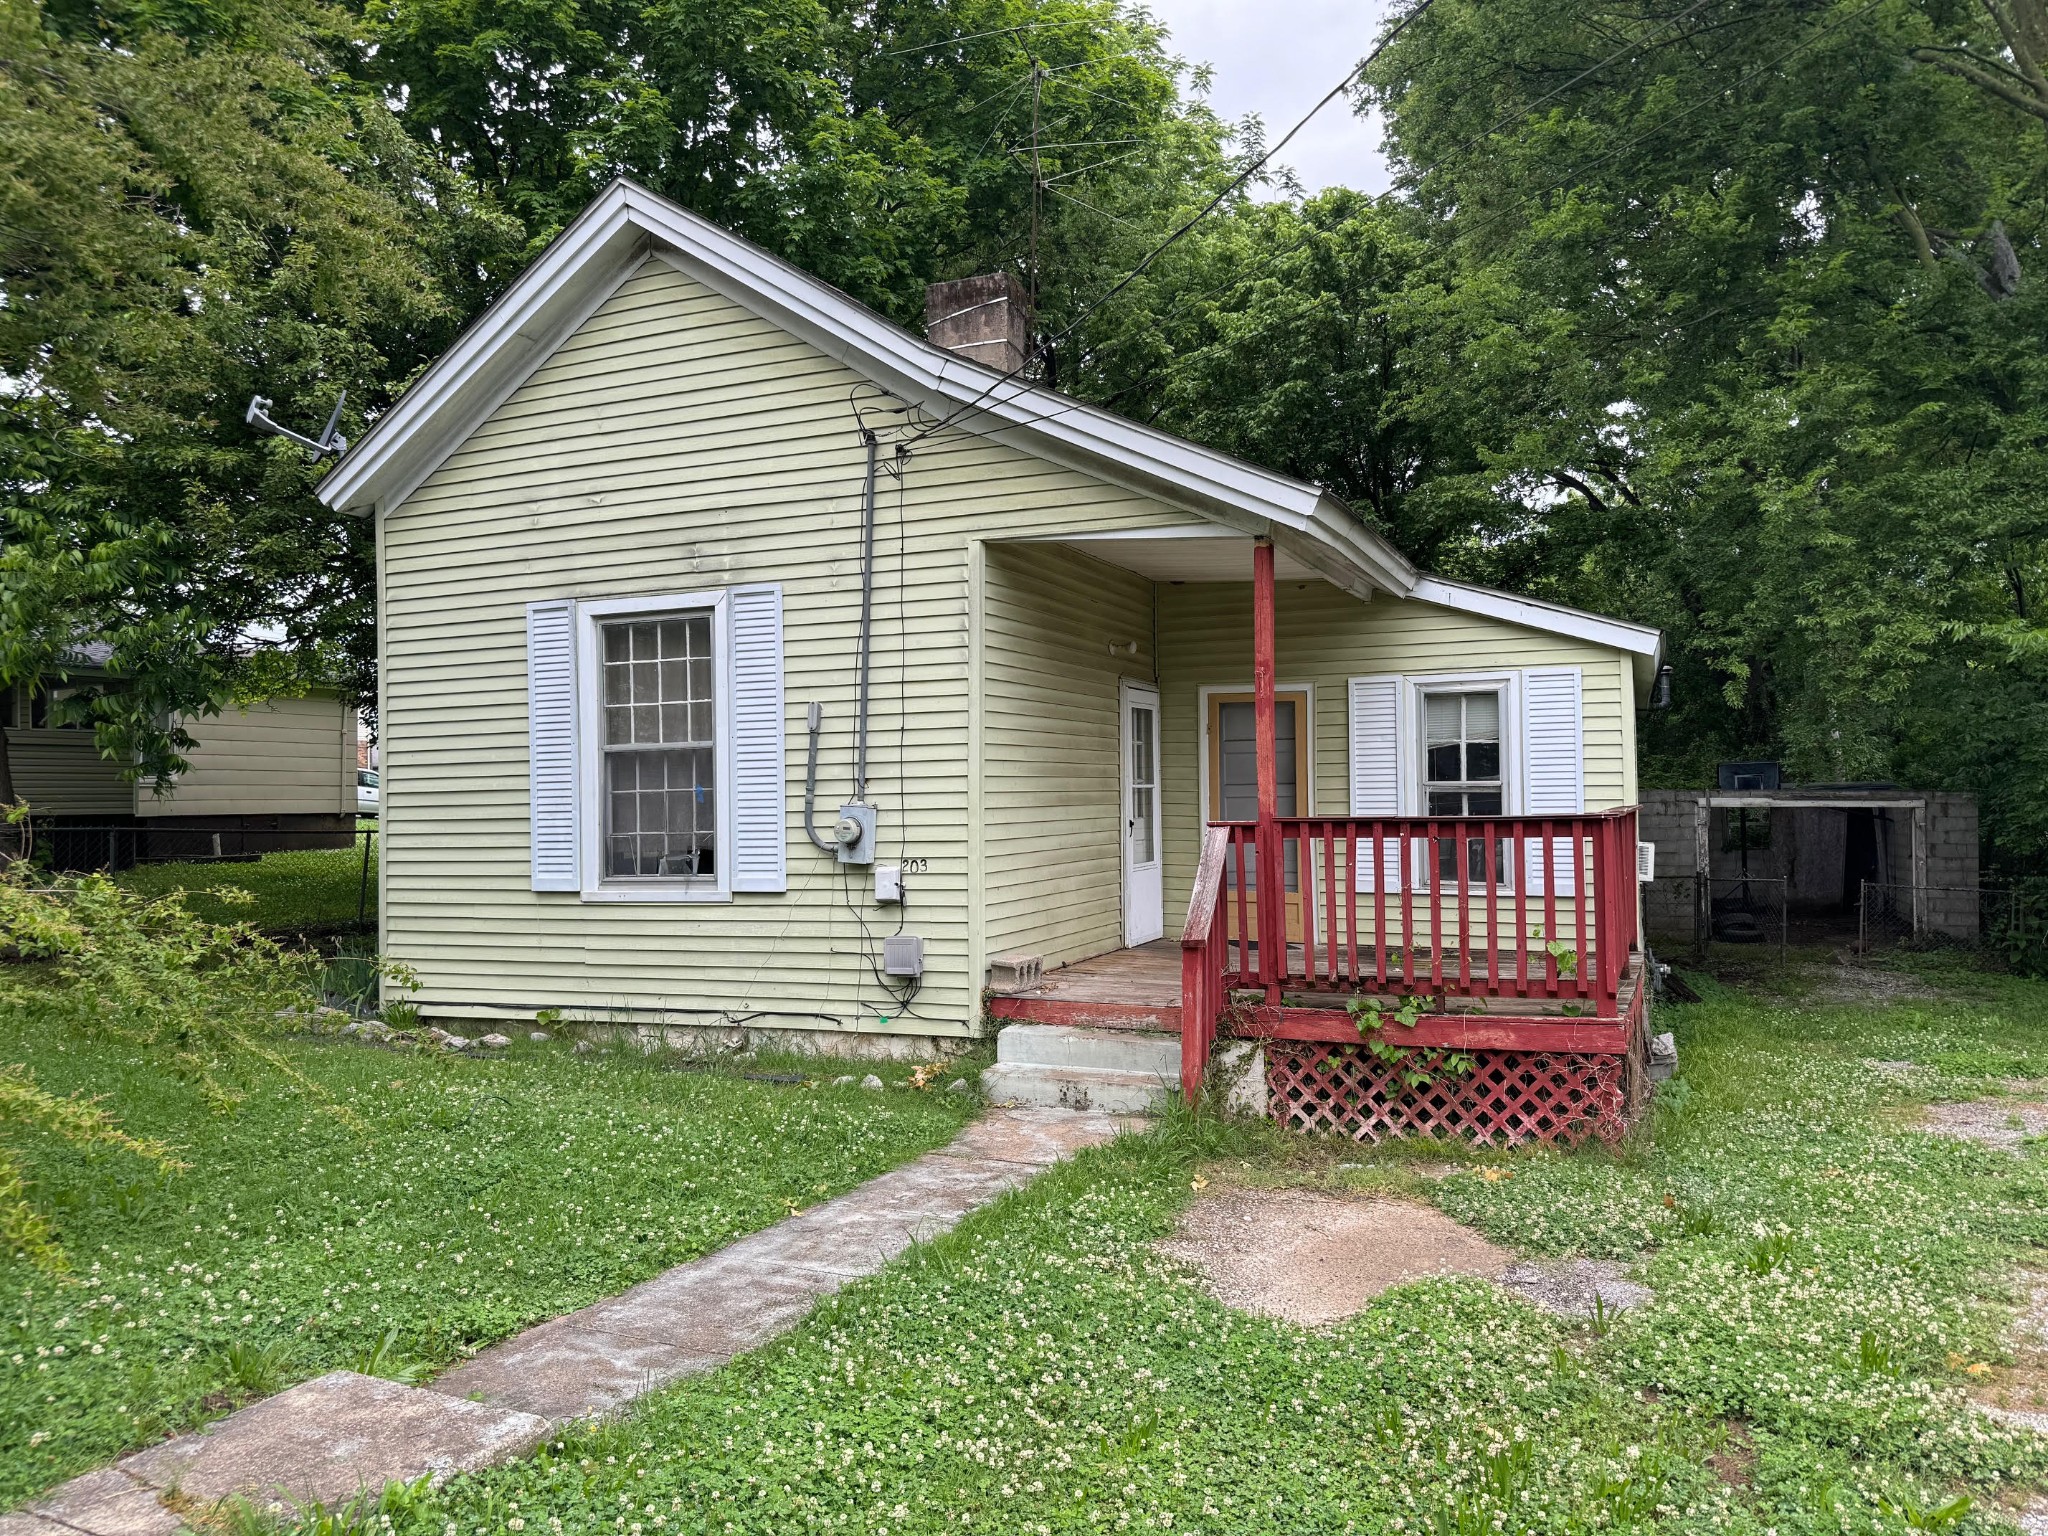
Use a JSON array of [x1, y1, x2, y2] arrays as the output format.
[[2, 673, 359, 864], [317, 179, 1663, 1112]]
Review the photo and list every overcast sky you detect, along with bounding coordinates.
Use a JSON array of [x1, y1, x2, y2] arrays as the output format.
[[1141, 0, 1398, 196]]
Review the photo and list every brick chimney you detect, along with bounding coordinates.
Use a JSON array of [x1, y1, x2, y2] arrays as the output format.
[[924, 273, 1030, 372]]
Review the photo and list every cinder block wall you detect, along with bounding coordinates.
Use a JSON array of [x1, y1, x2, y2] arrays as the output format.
[[1924, 794, 1981, 939], [1637, 790, 1699, 941]]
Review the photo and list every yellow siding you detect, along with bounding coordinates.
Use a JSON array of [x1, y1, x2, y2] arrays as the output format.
[[146, 696, 353, 817], [982, 543, 1154, 968], [3, 731, 131, 816], [1155, 583, 1635, 924], [381, 258, 1199, 1033]]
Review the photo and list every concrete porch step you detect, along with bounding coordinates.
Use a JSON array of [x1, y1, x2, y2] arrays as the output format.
[[982, 1024, 1178, 1113]]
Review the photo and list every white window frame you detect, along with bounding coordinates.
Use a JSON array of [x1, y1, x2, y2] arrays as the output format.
[[1406, 671, 1520, 892], [576, 589, 734, 903], [1403, 671, 1521, 817]]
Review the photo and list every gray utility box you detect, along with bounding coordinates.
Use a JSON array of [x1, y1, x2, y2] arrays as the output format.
[[882, 934, 924, 977]]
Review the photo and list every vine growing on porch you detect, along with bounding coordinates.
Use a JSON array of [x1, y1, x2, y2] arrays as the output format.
[[1345, 991, 1477, 1091]]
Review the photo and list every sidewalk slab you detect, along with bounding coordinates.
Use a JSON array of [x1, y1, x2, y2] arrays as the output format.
[[931, 1107, 1134, 1165], [120, 1372, 547, 1512], [10, 1109, 1131, 1529], [22, 1468, 182, 1536]]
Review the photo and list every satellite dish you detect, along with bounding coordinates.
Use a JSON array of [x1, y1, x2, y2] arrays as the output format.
[[246, 390, 348, 461]]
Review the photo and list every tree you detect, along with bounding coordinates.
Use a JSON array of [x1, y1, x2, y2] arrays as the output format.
[[1336, 0, 2048, 873], [0, 0, 519, 824], [361, 0, 1235, 329]]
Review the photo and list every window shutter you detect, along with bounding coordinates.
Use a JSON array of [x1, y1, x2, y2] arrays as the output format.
[[1521, 666, 1584, 897], [728, 583, 787, 893], [1348, 674, 1404, 891], [526, 600, 580, 892]]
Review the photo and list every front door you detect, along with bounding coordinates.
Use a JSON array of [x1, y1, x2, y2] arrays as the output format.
[[1208, 690, 1310, 945], [1122, 683, 1163, 946]]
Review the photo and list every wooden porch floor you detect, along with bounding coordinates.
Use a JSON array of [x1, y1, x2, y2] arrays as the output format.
[[986, 941, 1182, 1031], [987, 942, 1648, 1048]]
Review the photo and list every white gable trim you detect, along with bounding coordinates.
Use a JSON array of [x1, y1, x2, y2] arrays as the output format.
[[318, 179, 1412, 592], [324, 177, 1664, 666], [1410, 577, 1664, 697]]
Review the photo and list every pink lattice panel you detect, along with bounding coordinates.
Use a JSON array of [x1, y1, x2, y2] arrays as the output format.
[[1266, 1042, 1635, 1147]]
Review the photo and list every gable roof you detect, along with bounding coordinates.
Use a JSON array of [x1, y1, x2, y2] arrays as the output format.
[[318, 178, 1661, 676]]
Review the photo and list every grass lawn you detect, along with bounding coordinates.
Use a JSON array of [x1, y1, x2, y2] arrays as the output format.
[[116, 844, 376, 935], [385, 959, 2048, 1536], [0, 1017, 977, 1506]]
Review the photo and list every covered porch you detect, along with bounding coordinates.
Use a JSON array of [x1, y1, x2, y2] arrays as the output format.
[[982, 531, 1653, 1145]]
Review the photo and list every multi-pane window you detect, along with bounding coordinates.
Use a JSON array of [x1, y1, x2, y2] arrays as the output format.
[[1425, 689, 1504, 884], [1128, 703, 1156, 864], [601, 615, 715, 879], [1424, 691, 1503, 815]]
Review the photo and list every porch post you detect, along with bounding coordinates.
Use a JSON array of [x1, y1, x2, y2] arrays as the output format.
[[1253, 536, 1282, 998]]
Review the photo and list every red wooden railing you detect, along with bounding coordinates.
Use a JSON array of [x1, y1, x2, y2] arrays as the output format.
[[1178, 810, 1641, 1100]]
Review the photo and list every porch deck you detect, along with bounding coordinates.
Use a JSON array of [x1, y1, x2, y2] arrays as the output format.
[[989, 941, 1648, 1052], [986, 941, 1183, 1032]]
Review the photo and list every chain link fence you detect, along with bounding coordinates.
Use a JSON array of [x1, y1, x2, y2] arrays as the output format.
[[1857, 881, 2023, 955], [1642, 873, 1790, 957]]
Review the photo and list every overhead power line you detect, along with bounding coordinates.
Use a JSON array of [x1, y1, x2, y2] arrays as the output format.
[[908, 0, 1894, 457], [903, 0, 1445, 447]]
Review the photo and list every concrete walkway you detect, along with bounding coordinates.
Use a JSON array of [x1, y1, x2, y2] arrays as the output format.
[[3, 1108, 1127, 1534]]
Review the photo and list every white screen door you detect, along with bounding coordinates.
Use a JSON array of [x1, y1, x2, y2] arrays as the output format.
[[1122, 682, 1163, 945]]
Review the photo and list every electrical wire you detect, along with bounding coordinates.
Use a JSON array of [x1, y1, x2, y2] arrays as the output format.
[[1413, 0, 1719, 173], [878, 17, 1127, 58], [900, 0, 1445, 450], [1444, 0, 1888, 250], [903, 0, 1890, 463]]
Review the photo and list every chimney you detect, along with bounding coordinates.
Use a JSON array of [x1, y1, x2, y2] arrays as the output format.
[[924, 273, 1030, 373]]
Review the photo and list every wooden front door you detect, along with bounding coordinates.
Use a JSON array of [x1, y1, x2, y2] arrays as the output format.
[[1207, 690, 1309, 945]]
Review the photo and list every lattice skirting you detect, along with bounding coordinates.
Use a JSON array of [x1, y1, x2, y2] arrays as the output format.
[[1266, 1041, 1641, 1146]]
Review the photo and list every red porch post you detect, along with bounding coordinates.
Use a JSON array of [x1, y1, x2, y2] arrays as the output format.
[[1253, 536, 1282, 1000]]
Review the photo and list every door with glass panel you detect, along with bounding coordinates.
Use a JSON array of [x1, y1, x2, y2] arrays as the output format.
[[1206, 690, 1309, 946], [600, 613, 717, 879], [1121, 683, 1163, 946]]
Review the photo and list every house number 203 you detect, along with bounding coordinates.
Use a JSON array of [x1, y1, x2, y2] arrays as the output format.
[[900, 857, 929, 874]]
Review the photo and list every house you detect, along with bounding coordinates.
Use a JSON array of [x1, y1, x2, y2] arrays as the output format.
[[2, 661, 360, 867], [318, 179, 1664, 1141]]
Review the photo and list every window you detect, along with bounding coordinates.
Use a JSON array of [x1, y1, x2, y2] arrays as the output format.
[[600, 613, 717, 880], [1424, 690, 1503, 815], [1424, 688, 1504, 885], [1128, 702, 1156, 864]]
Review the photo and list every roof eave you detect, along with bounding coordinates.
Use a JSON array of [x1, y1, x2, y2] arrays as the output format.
[[317, 180, 1417, 600]]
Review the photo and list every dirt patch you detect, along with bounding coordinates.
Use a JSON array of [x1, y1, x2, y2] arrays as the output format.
[[1499, 1259, 1653, 1320], [1802, 961, 1941, 1005], [1706, 1422, 1757, 1489], [1972, 1272, 2048, 1434], [1919, 1100, 2048, 1151], [1157, 1187, 1513, 1326]]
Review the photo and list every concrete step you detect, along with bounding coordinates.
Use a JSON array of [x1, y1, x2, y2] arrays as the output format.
[[993, 1023, 1181, 1077], [980, 1062, 1170, 1115]]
